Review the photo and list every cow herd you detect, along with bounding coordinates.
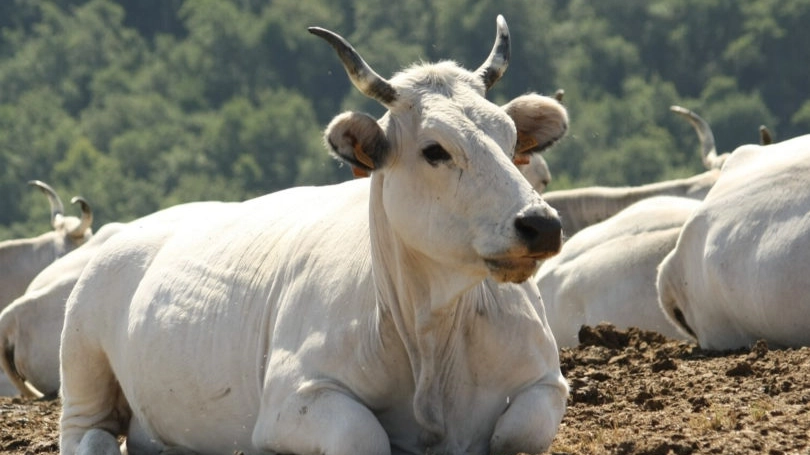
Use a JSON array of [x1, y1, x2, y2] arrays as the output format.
[[0, 15, 807, 455]]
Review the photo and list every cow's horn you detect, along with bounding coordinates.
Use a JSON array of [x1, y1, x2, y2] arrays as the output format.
[[475, 15, 510, 91], [28, 180, 65, 230], [308, 26, 398, 106], [759, 125, 772, 145], [670, 106, 720, 169], [67, 196, 93, 239]]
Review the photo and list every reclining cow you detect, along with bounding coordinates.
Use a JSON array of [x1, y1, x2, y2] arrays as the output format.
[[537, 195, 699, 347], [657, 133, 810, 350], [60, 16, 569, 455], [0, 181, 92, 396]]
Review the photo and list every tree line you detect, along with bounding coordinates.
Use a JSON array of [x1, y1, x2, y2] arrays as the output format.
[[1, 0, 808, 238]]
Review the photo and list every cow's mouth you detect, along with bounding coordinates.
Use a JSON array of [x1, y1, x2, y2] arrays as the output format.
[[485, 255, 549, 283]]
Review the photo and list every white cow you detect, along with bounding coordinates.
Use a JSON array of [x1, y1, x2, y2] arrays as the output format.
[[542, 106, 725, 236], [0, 201, 234, 398], [657, 134, 810, 350], [0, 180, 93, 313], [60, 16, 569, 455], [0, 181, 92, 396], [0, 222, 124, 397], [537, 196, 700, 347]]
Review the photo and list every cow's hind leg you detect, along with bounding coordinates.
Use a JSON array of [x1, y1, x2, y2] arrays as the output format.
[[60, 329, 130, 455], [253, 388, 390, 455]]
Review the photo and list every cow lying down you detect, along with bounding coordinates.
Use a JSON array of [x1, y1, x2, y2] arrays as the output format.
[[60, 16, 569, 455], [537, 195, 699, 347], [658, 134, 810, 350]]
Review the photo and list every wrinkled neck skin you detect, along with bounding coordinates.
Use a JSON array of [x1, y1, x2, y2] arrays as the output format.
[[367, 173, 491, 447]]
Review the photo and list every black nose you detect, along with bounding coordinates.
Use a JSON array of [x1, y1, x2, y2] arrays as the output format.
[[514, 213, 562, 255]]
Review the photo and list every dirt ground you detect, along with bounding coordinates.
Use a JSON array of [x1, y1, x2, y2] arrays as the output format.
[[2, 323, 808, 455]]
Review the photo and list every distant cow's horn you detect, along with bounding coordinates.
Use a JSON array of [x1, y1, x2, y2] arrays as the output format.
[[309, 27, 398, 106], [28, 180, 65, 230], [67, 196, 93, 239], [670, 106, 720, 170], [475, 15, 510, 91], [759, 125, 772, 145]]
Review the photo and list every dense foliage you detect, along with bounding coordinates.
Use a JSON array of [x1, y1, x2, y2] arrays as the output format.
[[1, 0, 808, 238]]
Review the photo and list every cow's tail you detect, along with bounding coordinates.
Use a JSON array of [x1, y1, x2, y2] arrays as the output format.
[[0, 318, 44, 398]]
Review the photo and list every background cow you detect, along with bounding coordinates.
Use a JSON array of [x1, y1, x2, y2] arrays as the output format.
[[537, 195, 699, 347], [657, 134, 810, 350], [0, 181, 93, 314], [0, 222, 124, 397], [0, 201, 231, 398], [60, 16, 569, 455], [0, 181, 92, 396]]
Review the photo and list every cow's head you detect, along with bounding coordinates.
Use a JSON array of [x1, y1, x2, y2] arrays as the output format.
[[27, 180, 94, 250], [312, 16, 566, 283]]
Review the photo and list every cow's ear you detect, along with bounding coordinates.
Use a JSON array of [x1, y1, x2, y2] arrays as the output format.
[[502, 93, 568, 158], [325, 111, 390, 174]]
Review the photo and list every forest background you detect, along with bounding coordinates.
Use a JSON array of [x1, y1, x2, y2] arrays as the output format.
[[1, 0, 808, 238]]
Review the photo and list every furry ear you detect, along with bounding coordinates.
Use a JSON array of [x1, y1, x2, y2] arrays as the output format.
[[325, 112, 390, 174], [502, 93, 568, 159]]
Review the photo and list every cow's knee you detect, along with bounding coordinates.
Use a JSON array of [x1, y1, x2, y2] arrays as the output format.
[[76, 428, 121, 455], [253, 389, 390, 455], [490, 381, 568, 455]]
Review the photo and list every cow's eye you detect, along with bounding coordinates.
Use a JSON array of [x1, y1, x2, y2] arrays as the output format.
[[422, 144, 452, 166]]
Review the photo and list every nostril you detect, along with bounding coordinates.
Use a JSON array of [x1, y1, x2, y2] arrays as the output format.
[[514, 214, 562, 251]]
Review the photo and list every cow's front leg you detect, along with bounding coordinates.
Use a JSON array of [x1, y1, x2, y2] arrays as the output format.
[[489, 379, 568, 455], [253, 386, 390, 455]]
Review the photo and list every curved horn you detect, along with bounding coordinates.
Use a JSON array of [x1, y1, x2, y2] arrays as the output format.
[[67, 196, 93, 239], [28, 180, 65, 229], [670, 106, 720, 169], [475, 15, 510, 91], [308, 26, 397, 106], [759, 125, 772, 145]]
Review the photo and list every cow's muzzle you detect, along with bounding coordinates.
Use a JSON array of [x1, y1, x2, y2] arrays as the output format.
[[514, 212, 563, 256]]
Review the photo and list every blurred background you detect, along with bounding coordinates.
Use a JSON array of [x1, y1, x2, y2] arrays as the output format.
[[1, 0, 807, 238]]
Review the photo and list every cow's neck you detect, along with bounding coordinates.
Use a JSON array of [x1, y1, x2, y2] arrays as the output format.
[[367, 177, 486, 445]]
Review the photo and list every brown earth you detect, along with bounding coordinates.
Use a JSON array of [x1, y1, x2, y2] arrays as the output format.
[[2, 323, 809, 454]]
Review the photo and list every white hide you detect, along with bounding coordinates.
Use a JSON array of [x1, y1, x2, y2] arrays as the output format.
[[59, 20, 568, 455], [538, 196, 699, 347], [657, 135, 810, 350]]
